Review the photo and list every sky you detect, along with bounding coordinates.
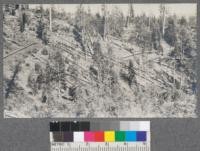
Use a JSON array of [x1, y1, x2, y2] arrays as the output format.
[[29, 4, 196, 18]]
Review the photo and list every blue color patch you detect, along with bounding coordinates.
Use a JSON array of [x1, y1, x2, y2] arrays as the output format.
[[125, 131, 136, 142], [136, 131, 146, 141]]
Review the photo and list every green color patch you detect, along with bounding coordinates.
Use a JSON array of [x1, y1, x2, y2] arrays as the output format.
[[115, 131, 125, 142]]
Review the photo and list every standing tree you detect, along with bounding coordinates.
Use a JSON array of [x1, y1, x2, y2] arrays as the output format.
[[74, 4, 84, 30], [159, 4, 167, 37], [179, 16, 187, 26], [36, 18, 48, 44], [107, 6, 125, 38], [164, 17, 177, 46], [53, 51, 66, 91], [101, 4, 107, 40], [129, 4, 135, 18], [128, 60, 136, 87], [151, 21, 161, 50], [19, 7, 27, 33], [127, 3, 135, 26], [92, 42, 104, 82], [49, 5, 52, 32]]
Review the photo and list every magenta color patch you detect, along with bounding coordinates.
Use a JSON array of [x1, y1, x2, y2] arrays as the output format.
[[84, 131, 95, 142]]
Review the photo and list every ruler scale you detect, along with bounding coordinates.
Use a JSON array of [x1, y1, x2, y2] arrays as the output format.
[[50, 121, 150, 151], [51, 145, 150, 151]]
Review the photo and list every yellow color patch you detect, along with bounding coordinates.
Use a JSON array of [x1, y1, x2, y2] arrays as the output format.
[[104, 131, 115, 142]]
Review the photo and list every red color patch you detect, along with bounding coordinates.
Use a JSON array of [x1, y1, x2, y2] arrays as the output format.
[[94, 131, 104, 142]]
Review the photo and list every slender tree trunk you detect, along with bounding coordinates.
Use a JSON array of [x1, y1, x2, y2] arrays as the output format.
[[162, 11, 165, 36], [102, 4, 107, 40], [160, 4, 166, 37], [180, 39, 183, 89], [81, 8, 87, 61], [173, 61, 176, 92], [49, 6, 52, 32], [149, 17, 151, 29]]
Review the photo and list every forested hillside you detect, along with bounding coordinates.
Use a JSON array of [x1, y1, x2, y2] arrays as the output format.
[[3, 4, 197, 117]]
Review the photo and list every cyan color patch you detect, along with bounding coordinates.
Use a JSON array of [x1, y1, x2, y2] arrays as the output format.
[[125, 131, 136, 141]]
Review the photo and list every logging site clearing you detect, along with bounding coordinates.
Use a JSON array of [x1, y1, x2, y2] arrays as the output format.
[[3, 4, 197, 117]]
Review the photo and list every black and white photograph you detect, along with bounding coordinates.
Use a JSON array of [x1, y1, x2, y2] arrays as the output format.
[[3, 3, 197, 118]]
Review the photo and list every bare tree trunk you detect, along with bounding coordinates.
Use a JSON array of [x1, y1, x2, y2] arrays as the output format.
[[173, 61, 176, 92], [49, 6, 52, 32], [162, 11, 165, 36], [148, 17, 151, 30], [102, 4, 107, 40], [129, 4, 134, 18], [160, 4, 166, 37], [81, 7, 87, 61], [58, 69, 60, 100], [180, 39, 183, 89], [126, 4, 134, 27]]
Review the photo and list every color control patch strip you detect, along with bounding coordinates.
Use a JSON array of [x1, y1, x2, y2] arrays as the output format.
[[50, 121, 150, 151], [50, 121, 150, 143], [51, 130, 147, 142]]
